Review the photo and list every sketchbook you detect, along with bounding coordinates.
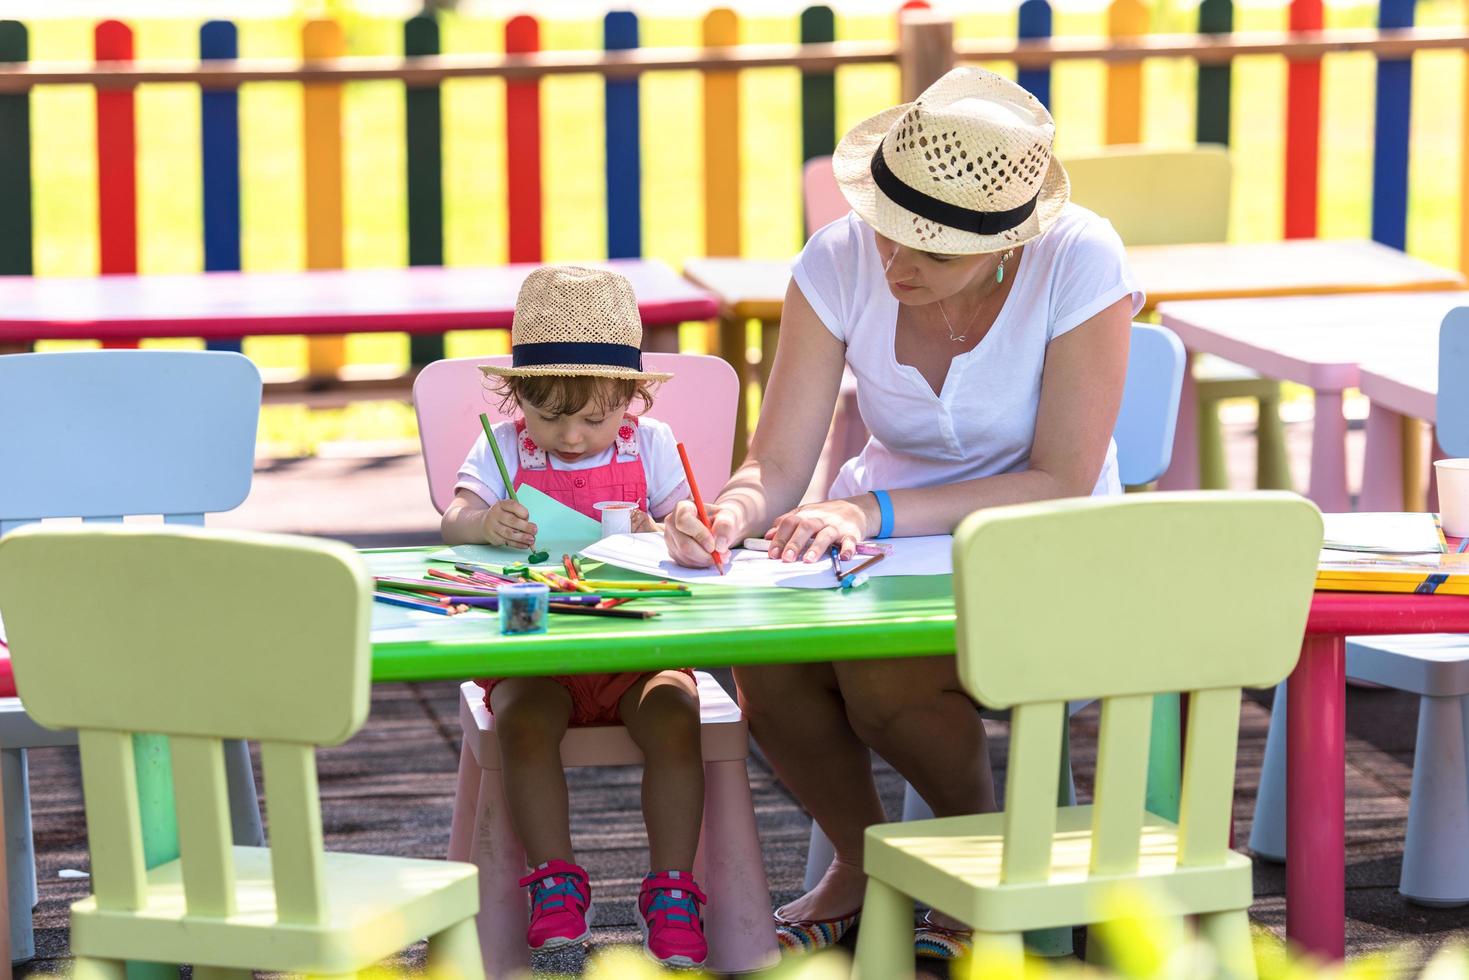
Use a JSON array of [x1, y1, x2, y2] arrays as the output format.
[[1320, 512, 1445, 555], [578, 532, 955, 589]]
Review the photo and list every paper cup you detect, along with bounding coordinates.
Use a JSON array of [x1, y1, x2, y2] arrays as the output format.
[[1436, 459, 1469, 537], [594, 500, 637, 537]]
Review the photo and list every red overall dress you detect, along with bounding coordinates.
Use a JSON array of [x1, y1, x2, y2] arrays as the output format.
[[479, 415, 693, 724]]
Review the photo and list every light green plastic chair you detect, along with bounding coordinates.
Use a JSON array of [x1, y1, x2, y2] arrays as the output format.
[[1063, 145, 1293, 493], [0, 524, 483, 977], [854, 492, 1321, 979]]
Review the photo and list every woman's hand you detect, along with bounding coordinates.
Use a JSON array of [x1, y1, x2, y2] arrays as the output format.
[[483, 499, 536, 549], [768, 496, 876, 563], [665, 500, 741, 568], [631, 508, 660, 534]]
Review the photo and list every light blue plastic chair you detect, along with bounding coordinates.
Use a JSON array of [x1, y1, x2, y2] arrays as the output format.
[[802, 323, 1188, 903], [0, 349, 262, 961], [1253, 308, 1469, 904], [1114, 323, 1187, 488]]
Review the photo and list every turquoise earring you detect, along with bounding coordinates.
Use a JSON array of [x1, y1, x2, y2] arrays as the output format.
[[996, 248, 1015, 285]]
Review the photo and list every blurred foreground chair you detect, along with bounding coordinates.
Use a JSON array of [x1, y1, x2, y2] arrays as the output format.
[[1253, 310, 1469, 905], [0, 349, 264, 963], [413, 353, 779, 977], [0, 524, 482, 976], [1064, 144, 1292, 493], [855, 492, 1321, 979]]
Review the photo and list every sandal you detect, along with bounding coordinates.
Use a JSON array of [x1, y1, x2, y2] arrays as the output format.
[[914, 911, 973, 960], [774, 907, 862, 952]]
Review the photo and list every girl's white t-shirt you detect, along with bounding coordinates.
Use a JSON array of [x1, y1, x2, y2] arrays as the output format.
[[455, 416, 689, 519], [792, 204, 1144, 499]]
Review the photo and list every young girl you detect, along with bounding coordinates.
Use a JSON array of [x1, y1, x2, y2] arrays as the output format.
[[441, 265, 708, 968]]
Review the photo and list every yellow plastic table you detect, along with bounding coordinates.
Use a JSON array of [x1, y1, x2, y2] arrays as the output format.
[[680, 258, 792, 454], [683, 241, 1464, 458], [1127, 239, 1463, 312]]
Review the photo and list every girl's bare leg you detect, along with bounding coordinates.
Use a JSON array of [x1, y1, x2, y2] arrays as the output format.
[[489, 677, 576, 865], [621, 670, 705, 872]]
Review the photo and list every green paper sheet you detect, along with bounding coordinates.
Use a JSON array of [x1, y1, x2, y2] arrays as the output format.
[[429, 483, 603, 567]]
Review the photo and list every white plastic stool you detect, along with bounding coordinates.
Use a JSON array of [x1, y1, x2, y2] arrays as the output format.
[[1253, 636, 1469, 905], [446, 673, 779, 977]]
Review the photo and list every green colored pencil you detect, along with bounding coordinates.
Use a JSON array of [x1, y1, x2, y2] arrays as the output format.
[[592, 589, 691, 600], [479, 412, 517, 503]]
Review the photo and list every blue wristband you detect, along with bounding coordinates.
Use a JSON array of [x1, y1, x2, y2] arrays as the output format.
[[870, 490, 894, 539]]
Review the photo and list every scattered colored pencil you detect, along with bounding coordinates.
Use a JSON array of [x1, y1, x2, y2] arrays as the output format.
[[741, 537, 891, 557], [525, 567, 558, 589], [375, 576, 498, 597], [828, 544, 844, 584], [560, 554, 598, 593], [447, 595, 606, 610], [455, 563, 517, 586], [374, 591, 452, 615], [586, 589, 688, 600], [575, 580, 688, 592], [544, 604, 658, 620], [840, 552, 885, 588], [676, 441, 726, 574]]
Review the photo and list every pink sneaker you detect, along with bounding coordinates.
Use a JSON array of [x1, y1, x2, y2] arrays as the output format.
[[637, 870, 708, 969], [518, 859, 592, 951]]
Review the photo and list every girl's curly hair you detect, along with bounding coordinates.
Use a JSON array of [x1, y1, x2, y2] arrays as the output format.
[[491, 374, 657, 417]]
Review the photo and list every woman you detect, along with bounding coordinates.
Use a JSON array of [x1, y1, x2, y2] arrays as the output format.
[[666, 67, 1143, 957]]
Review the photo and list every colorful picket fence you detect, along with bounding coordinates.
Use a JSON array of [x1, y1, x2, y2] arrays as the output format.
[[0, 2, 1453, 374]]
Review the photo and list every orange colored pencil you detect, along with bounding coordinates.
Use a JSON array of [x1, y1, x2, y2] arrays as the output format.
[[676, 442, 726, 574]]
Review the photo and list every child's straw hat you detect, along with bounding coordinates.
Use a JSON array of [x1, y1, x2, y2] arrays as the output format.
[[480, 265, 673, 382], [832, 66, 1069, 254]]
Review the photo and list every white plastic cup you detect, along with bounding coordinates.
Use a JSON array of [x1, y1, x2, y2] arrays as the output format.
[[1436, 459, 1469, 537], [594, 500, 637, 537]]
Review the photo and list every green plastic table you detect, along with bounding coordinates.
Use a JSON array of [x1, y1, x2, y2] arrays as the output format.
[[366, 547, 959, 680]]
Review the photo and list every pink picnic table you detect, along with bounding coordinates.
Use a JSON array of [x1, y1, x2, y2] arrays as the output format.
[[1294, 589, 1469, 961], [0, 260, 718, 344], [1156, 291, 1469, 511]]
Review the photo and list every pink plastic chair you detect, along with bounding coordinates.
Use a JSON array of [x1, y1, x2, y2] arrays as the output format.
[[411, 352, 777, 977], [445, 676, 775, 977], [802, 155, 849, 234], [803, 155, 869, 495], [413, 352, 740, 514]]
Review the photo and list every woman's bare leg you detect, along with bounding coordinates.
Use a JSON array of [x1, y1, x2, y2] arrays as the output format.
[[837, 654, 994, 928], [734, 662, 887, 921], [489, 677, 576, 866]]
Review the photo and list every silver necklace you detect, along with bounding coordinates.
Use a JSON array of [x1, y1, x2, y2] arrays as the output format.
[[936, 248, 1014, 343]]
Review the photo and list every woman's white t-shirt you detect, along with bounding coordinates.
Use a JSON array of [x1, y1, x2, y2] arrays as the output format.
[[792, 204, 1144, 499], [455, 416, 689, 519]]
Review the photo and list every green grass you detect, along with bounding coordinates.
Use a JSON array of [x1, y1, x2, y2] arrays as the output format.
[[20, 5, 1465, 448]]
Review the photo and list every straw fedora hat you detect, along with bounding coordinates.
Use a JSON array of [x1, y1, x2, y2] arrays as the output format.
[[480, 265, 673, 382], [832, 66, 1069, 254]]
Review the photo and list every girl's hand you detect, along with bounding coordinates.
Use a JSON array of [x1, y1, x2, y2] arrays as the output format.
[[665, 500, 740, 568], [631, 509, 660, 534], [768, 496, 876, 563], [484, 499, 536, 548]]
